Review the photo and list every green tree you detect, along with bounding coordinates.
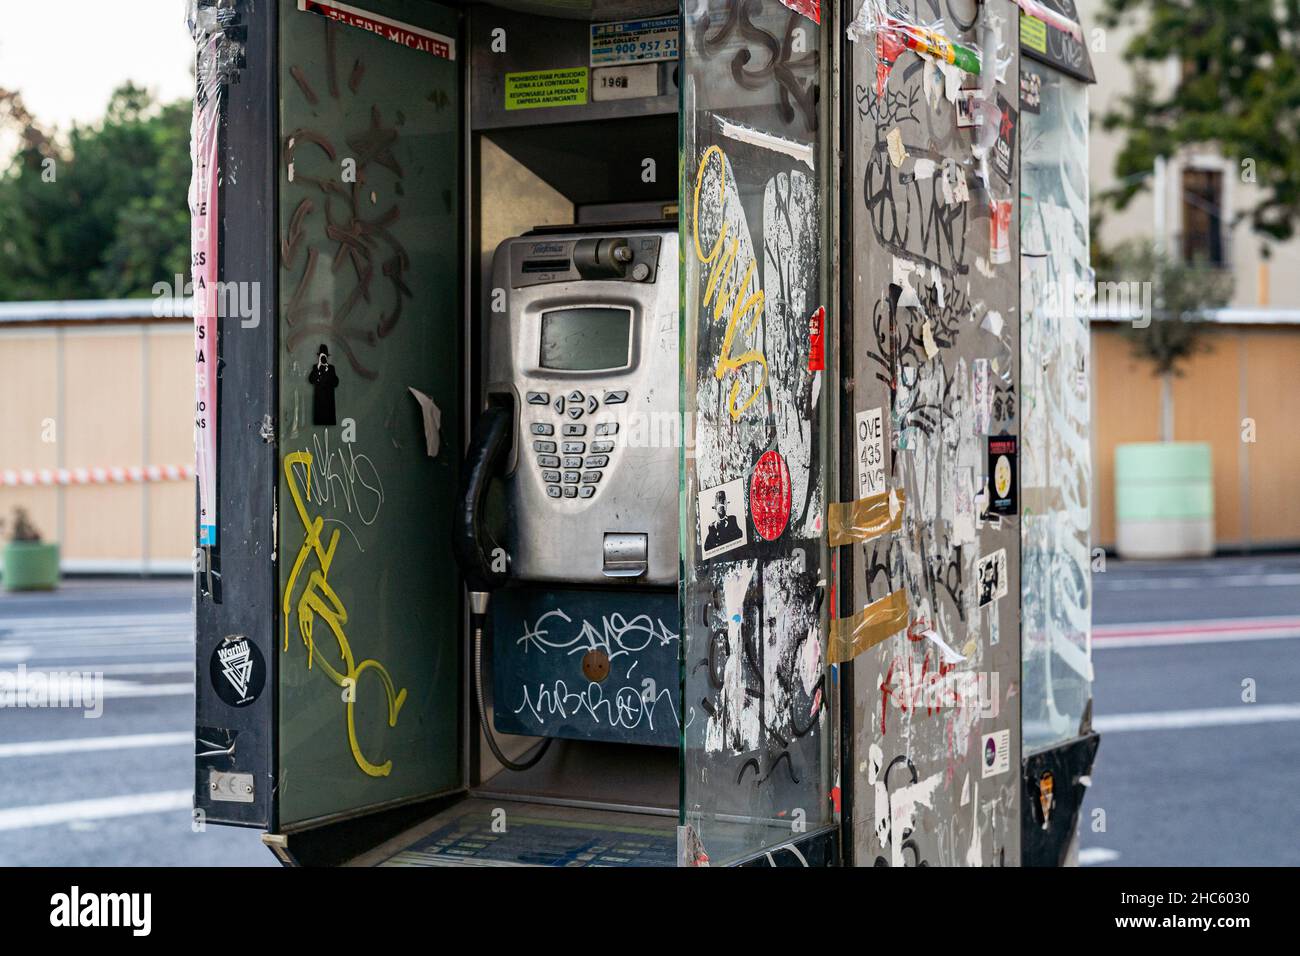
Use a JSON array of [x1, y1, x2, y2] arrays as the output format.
[[1100, 239, 1233, 441], [1099, 0, 1300, 246], [0, 82, 190, 301]]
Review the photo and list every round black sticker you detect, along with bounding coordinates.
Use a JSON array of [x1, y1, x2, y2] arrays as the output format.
[[210, 636, 265, 707]]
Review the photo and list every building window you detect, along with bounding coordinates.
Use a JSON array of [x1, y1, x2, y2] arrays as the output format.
[[1181, 167, 1225, 266]]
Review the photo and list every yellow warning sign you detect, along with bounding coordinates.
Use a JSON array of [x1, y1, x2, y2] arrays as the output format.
[[504, 68, 588, 110]]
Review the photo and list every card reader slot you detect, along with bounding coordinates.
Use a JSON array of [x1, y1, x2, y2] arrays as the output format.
[[521, 257, 571, 274]]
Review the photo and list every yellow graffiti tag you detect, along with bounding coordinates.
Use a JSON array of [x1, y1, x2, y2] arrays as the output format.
[[693, 144, 768, 421], [282, 450, 407, 777]]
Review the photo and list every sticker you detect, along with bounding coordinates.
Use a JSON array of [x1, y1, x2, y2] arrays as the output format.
[[988, 435, 1018, 514], [1019, 10, 1048, 53], [504, 68, 588, 111], [1019, 69, 1042, 113], [956, 89, 980, 128], [778, 0, 821, 24], [953, 467, 976, 545], [981, 729, 1011, 778], [591, 63, 659, 101], [749, 450, 792, 542], [699, 477, 747, 559], [807, 306, 825, 371], [875, 27, 905, 94], [922, 320, 939, 359], [992, 94, 1017, 183], [1037, 770, 1055, 827], [297, 0, 456, 60], [940, 159, 969, 205], [976, 548, 1009, 608], [886, 127, 908, 167], [210, 636, 265, 708], [309, 345, 339, 427], [855, 408, 886, 499], [989, 199, 1013, 264], [590, 16, 679, 66], [191, 63, 220, 548], [973, 360, 991, 434]]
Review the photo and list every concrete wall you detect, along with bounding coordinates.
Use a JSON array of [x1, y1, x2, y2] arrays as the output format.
[[0, 319, 193, 573]]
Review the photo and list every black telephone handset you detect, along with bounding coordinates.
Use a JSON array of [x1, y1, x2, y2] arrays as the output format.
[[453, 396, 552, 772], [454, 399, 513, 600]]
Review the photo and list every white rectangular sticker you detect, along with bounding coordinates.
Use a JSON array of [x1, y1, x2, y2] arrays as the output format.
[[977, 548, 1009, 608], [699, 477, 748, 560], [591, 63, 660, 102], [590, 16, 680, 66], [855, 408, 886, 499], [982, 729, 1011, 778]]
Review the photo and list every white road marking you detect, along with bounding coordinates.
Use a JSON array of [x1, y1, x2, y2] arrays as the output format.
[[0, 731, 190, 759], [1078, 847, 1120, 865], [0, 790, 192, 832], [1094, 703, 1300, 734], [1096, 572, 1300, 591], [1094, 616, 1300, 649]]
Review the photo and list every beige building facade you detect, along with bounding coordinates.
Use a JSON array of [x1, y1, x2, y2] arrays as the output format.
[[0, 300, 194, 573]]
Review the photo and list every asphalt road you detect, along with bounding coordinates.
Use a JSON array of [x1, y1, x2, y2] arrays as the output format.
[[0, 580, 273, 866], [0, 554, 1296, 866]]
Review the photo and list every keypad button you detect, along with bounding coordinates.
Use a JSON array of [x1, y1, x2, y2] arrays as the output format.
[[585, 455, 609, 468], [586, 395, 599, 414], [590, 441, 615, 454], [563, 486, 578, 498], [562, 456, 583, 469], [546, 485, 562, 498], [603, 390, 628, 404], [531, 423, 554, 436], [533, 440, 556, 453], [594, 422, 618, 436], [562, 441, 585, 454], [579, 486, 596, 498], [527, 391, 549, 405], [541, 470, 561, 483], [567, 390, 584, 405], [563, 471, 581, 484], [567, 405, 584, 420], [562, 423, 586, 436], [537, 455, 560, 468], [553, 396, 565, 415], [581, 471, 602, 483]]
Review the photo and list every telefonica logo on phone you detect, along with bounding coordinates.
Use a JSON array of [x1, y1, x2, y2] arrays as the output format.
[[49, 886, 151, 937]]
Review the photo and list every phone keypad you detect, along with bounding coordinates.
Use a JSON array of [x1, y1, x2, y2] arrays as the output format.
[[530, 391, 626, 499]]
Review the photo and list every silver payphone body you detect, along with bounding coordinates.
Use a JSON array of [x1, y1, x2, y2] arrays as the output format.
[[458, 224, 683, 750], [485, 226, 679, 586]]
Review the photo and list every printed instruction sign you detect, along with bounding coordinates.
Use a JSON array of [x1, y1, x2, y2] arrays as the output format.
[[590, 16, 679, 66], [505, 68, 588, 110], [856, 407, 886, 498]]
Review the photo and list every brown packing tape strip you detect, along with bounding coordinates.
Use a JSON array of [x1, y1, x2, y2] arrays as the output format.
[[826, 488, 906, 547], [827, 588, 910, 664]]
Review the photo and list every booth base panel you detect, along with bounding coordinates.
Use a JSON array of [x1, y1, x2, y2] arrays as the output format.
[[371, 798, 677, 867]]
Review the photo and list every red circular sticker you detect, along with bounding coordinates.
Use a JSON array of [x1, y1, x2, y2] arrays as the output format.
[[749, 450, 792, 541]]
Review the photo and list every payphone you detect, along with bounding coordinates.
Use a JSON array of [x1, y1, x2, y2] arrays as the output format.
[[456, 224, 682, 755]]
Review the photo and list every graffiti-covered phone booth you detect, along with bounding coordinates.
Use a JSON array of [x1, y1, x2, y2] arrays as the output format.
[[191, 0, 1097, 867]]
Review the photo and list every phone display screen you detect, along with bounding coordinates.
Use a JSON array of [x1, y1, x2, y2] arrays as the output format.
[[539, 307, 631, 371]]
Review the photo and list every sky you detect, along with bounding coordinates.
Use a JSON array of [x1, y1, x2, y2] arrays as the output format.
[[0, 0, 194, 159]]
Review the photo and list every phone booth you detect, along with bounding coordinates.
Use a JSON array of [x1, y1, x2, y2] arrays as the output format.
[[190, 0, 1097, 867]]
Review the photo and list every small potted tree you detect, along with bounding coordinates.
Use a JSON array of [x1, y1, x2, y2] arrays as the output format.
[[1105, 240, 1233, 558], [2, 507, 60, 591]]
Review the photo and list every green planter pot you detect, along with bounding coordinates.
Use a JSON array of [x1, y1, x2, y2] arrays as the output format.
[[1115, 442, 1214, 559], [2, 541, 61, 591]]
